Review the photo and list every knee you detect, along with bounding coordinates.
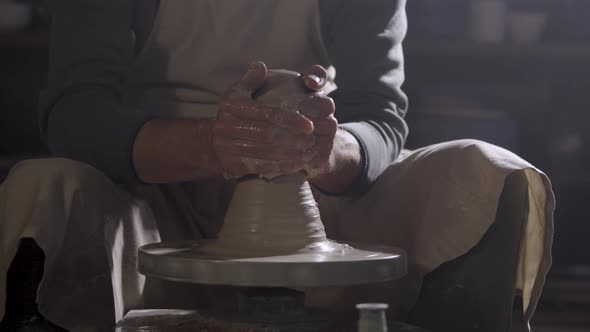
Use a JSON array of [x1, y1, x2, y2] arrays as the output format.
[[5, 158, 113, 193], [436, 139, 500, 157], [423, 139, 514, 175]]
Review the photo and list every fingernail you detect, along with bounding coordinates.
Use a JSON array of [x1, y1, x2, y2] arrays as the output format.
[[305, 75, 322, 85], [307, 122, 315, 135]]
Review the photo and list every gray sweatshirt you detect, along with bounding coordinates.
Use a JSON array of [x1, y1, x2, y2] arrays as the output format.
[[39, 0, 408, 193]]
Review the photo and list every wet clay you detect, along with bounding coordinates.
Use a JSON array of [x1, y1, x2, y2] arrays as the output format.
[[204, 70, 335, 256], [208, 172, 346, 256]]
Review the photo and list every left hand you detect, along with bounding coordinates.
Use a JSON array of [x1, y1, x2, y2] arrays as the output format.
[[299, 65, 338, 178]]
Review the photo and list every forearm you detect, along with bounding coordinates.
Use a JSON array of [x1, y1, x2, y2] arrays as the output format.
[[132, 118, 222, 183], [308, 129, 363, 194]]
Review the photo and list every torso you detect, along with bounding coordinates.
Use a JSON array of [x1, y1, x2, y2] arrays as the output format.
[[123, 0, 331, 119]]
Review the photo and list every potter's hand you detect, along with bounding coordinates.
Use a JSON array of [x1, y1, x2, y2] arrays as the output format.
[[213, 62, 315, 179], [299, 65, 338, 178]]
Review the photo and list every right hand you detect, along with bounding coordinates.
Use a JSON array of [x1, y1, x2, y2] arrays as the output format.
[[212, 62, 316, 179]]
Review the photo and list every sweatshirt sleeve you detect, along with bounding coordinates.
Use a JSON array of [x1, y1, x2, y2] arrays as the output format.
[[39, 0, 152, 184], [320, 0, 409, 193]]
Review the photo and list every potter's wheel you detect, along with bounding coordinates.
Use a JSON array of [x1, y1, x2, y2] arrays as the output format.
[[139, 240, 405, 287], [138, 170, 406, 287]]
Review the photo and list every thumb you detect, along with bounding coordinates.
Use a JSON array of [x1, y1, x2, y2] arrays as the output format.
[[238, 61, 268, 95], [302, 64, 328, 92]]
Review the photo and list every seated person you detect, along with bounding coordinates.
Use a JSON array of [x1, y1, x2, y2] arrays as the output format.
[[0, 0, 554, 331]]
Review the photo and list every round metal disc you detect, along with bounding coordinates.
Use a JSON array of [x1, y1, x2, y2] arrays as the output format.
[[138, 240, 406, 287]]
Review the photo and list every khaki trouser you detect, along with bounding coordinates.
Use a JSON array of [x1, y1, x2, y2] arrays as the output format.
[[0, 140, 554, 331]]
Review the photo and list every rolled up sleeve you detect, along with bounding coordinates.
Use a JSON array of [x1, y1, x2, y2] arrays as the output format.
[[39, 0, 151, 184], [320, 0, 409, 193]]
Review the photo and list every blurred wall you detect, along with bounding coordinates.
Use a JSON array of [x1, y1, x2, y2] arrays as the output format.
[[404, 0, 590, 272]]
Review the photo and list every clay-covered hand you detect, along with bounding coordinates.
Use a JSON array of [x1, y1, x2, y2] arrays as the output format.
[[299, 65, 338, 178], [213, 62, 316, 179]]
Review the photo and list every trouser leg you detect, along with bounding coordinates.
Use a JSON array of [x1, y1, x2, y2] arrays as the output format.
[[308, 140, 551, 328], [0, 159, 160, 331], [407, 172, 528, 332]]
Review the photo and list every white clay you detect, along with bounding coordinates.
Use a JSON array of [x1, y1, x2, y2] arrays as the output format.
[[205, 172, 341, 257]]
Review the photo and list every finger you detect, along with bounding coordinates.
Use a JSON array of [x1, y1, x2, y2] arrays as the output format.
[[216, 119, 316, 149], [214, 117, 274, 140], [221, 103, 314, 134], [302, 65, 328, 91], [310, 117, 338, 136], [237, 61, 268, 94], [299, 96, 335, 118], [218, 97, 284, 121], [215, 138, 309, 161], [267, 110, 314, 134]]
